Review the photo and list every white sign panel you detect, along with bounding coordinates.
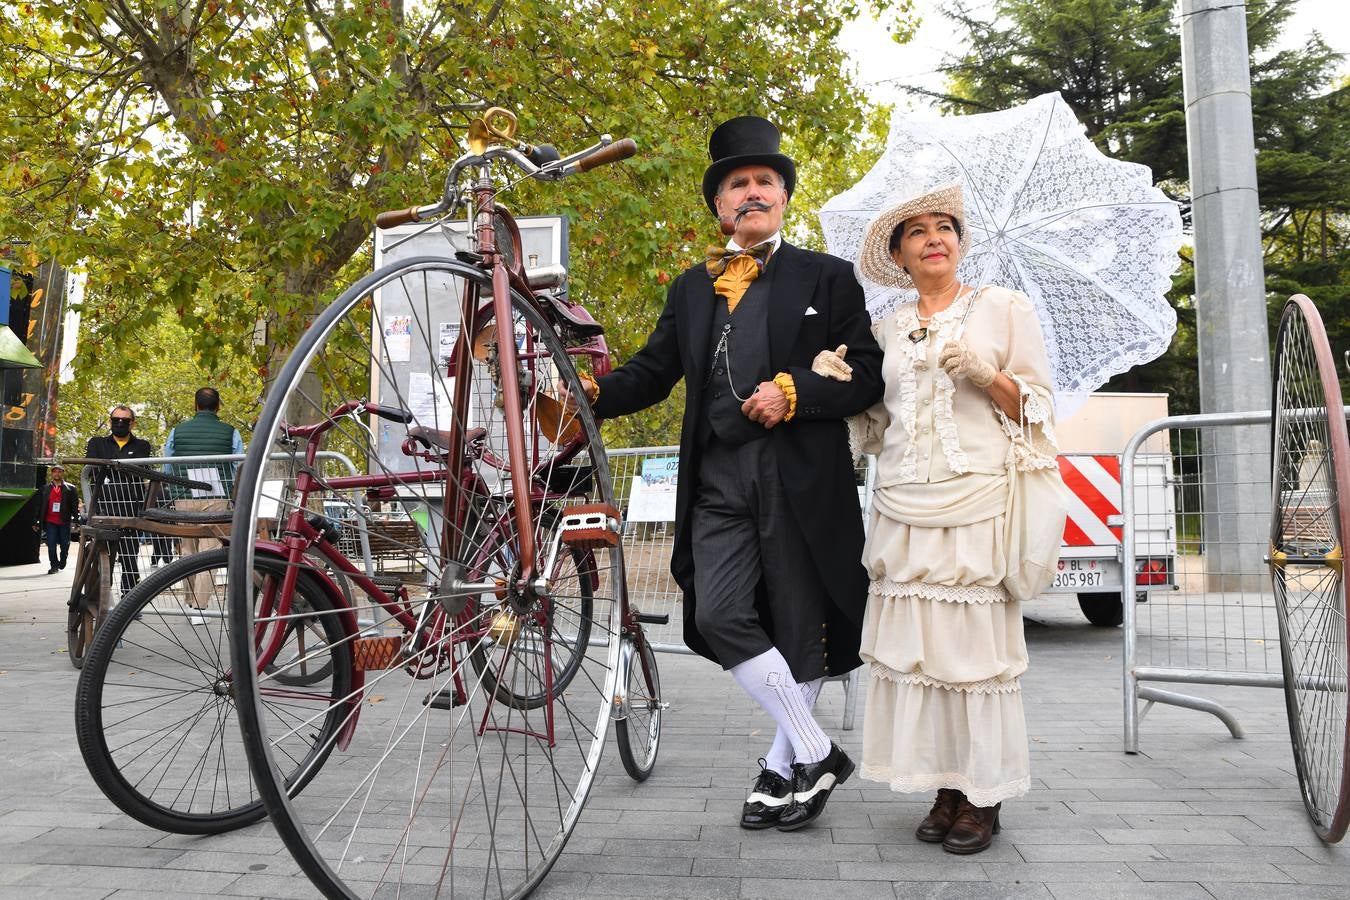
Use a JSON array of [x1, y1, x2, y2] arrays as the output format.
[[626, 456, 679, 522]]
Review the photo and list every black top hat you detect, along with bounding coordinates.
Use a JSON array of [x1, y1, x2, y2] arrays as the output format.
[[701, 116, 797, 216]]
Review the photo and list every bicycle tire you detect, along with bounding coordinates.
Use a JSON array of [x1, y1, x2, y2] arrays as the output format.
[[1269, 294, 1350, 844], [75, 548, 352, 835], [228, 256, 625, 899], [66, 535, 104, 669], [615, 636, 663, 782], [67, 603, 95, 669]]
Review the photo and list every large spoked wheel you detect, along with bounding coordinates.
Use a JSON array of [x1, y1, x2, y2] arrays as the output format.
[[229, 256, 624, 899], [74, 548, 351, 834], [1269, 294, 1350, 844], [615, 636, 662, 782]]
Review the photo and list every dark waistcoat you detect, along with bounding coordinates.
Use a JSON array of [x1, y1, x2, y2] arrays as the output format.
[[698, 262, 776, 446]]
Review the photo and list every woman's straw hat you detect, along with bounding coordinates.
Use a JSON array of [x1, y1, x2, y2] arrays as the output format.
[[857, 181, 968, 289]]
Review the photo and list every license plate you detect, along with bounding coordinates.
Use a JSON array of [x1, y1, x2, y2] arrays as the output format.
[[1050, 558, 1114, 590]]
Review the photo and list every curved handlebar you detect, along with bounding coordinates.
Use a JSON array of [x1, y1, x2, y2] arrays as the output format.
[[283, 400, 414, 440], [364, 403, 414, 424], [574, 138, 637, 174], [375, 133, 637, 229], [375, 206, 422, 229]]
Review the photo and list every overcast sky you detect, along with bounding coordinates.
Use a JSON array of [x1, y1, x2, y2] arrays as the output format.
[[840, 0, 1350, 110]]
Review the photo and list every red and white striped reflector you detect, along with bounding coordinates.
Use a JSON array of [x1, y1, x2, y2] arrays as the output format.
[[1057, 455, 1123, 547]]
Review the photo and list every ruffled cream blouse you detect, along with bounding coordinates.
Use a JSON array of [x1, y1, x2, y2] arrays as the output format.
[[852, 285, 1058, 484]]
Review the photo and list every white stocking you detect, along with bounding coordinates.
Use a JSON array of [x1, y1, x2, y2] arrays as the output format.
[[764, 677, 825, 777], [730, 648, 831, 768]]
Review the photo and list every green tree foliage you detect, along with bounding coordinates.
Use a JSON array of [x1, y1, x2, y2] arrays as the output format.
[[1, 0, 915, 449], [907, 0, 1348, 412], [937, 0, 1186, 181], [57, 301, 261, 461]]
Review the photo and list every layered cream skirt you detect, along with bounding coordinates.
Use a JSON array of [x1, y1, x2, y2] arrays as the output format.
[[859, 474, 1030, 807]]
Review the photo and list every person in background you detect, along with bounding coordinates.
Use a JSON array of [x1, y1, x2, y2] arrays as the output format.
[[85, 405, 154, 594], [164, 387, 244, 610], [34, 465, 79, 574]]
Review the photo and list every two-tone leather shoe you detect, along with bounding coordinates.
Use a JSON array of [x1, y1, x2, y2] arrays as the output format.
[[915, 788, 965, 843], [776, 742, 855, 831], [741, 761, 793, 829], [942, 800, 1001, 854]]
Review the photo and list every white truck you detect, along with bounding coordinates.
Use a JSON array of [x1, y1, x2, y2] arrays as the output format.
[[1047, 393, 1177, 626]]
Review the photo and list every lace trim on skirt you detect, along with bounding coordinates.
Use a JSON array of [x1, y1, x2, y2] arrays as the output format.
[[859, 767, 1030, 807], [870, 661, 1022, 695], [868, 578, 1010, 606]]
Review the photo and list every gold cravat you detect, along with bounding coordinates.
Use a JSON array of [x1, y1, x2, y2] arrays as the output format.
[[713, 254, 760, 312]]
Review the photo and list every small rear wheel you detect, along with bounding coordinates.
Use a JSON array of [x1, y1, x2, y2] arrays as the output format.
[[615, 636, 662, 781], [469, 537, 595, 710], [1077, 592, 1123, 628]]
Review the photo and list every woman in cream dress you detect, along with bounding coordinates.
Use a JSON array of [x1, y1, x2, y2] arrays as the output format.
[[840, 182, 1066, 854]]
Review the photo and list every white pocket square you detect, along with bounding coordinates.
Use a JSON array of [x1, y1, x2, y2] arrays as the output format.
[[804, 306, 819, 316]]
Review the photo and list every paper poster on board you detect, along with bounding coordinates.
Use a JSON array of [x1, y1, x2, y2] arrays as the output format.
[[406, 371, 456, 427], [372, 215, 566, 474], [184, 467, 226, 499], [438, 322, 461, 371], [626, 456, 679, 522], [384, 314, 412, 362]]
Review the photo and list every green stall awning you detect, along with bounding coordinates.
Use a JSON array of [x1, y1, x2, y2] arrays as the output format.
[[0, 325, 41, 369]]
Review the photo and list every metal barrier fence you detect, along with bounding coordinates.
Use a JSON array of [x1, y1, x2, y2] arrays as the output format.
[[1120, 407, 1350, 753], [608, 445, 870, 729], [606, 446, 683, 649], [69, 444, 869, 726]]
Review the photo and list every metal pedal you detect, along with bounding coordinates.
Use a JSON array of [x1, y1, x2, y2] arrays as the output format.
[[423, 687, 463, 709], [559, 503, 621, 549], [369, 575, 404, 596]]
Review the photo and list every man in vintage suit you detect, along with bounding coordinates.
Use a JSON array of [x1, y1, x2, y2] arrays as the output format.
[[575, 116, 883, 830]]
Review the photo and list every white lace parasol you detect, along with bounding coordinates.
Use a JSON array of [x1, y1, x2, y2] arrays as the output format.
[[819, 92, 1182, 417]]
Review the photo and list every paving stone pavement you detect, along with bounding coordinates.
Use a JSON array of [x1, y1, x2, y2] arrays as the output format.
[[2, 559, 1347, 899]]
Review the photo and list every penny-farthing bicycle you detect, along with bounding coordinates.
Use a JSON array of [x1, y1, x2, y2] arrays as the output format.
[[1269, 294, 1350, 843], [227, 109, 665, 898]]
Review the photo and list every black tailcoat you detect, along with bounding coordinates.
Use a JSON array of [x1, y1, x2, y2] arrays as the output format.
[[593, 242, 883, 673]]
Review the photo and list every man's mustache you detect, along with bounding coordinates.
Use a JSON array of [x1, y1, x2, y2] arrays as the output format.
[[734, 200, 773, 223], [719, 200, 776, 236]]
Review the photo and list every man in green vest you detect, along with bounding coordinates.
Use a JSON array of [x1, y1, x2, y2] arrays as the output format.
[[164, 387, 244, 612]]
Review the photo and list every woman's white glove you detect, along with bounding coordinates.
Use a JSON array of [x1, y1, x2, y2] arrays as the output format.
[[938, 340, 997, 387], [811, 344, 852, 382]]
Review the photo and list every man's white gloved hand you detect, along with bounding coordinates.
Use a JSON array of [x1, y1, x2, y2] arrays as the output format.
[[937, 340, 997, 388], [811, 344, 852, 382]]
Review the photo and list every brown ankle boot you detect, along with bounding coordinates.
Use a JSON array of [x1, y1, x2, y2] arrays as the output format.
[[914, 788, 965, 843], [941, 800, 1001, 854]]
